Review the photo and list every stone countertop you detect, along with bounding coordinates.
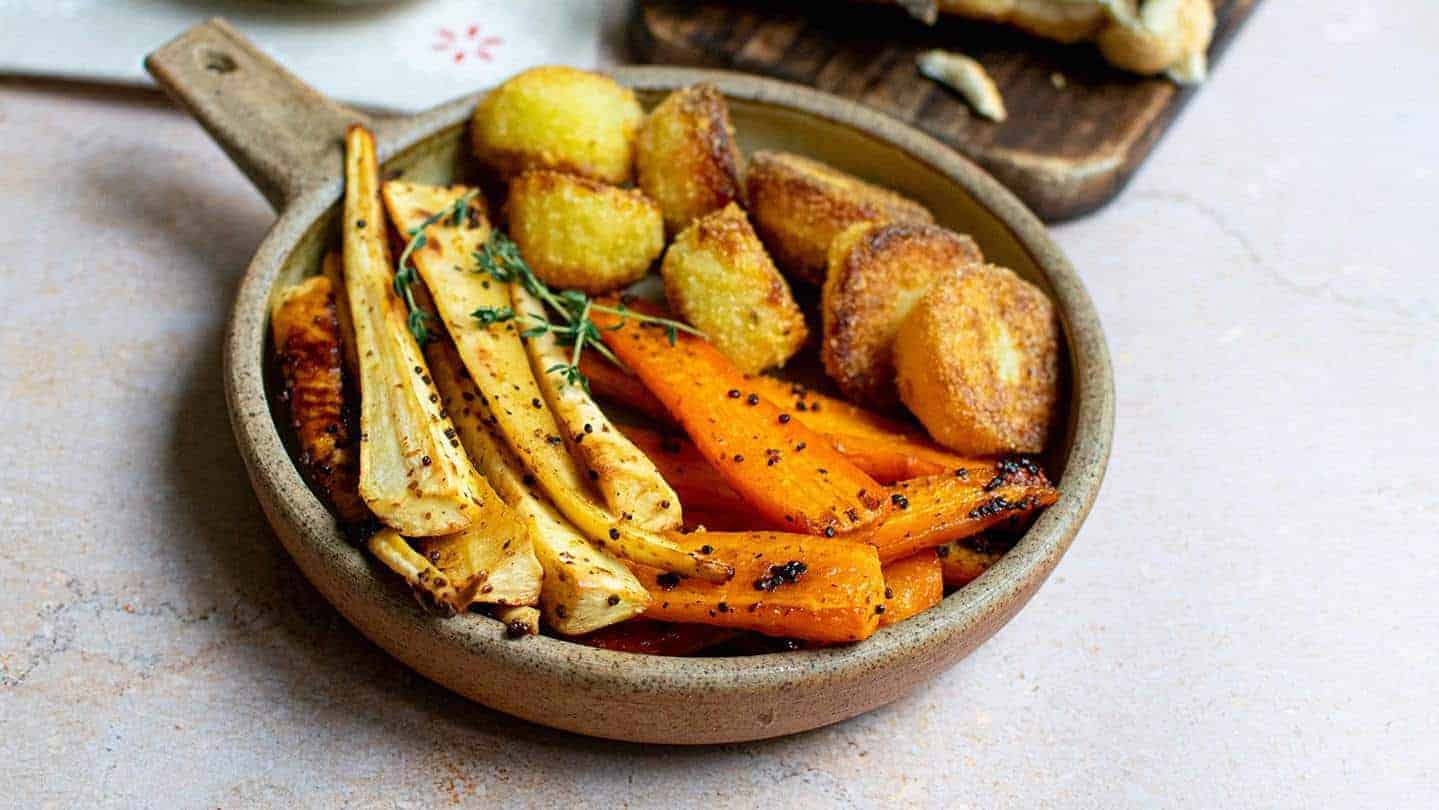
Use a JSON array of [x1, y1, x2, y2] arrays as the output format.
[[1, 3, 1434, 806]]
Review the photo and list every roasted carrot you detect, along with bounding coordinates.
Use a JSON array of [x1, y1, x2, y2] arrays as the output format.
[[937, 534, 1016, 587], [594, 304, 885, 535], [862, 473, 1058, 564], [622, 419, 1054, 564], [574, 620, 739, 656], [617, 425, 752, 516], [879, 549, 943, 626], [580, 354, 986, 483], [270, 275, 369, 524], [579, 354, 674, 423], [630, 531, 886, 643]]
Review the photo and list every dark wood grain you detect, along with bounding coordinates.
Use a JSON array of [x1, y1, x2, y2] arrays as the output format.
[[631, 0, 1260, 221]]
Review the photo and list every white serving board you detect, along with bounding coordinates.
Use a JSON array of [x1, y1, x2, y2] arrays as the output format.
[[0, 0, 609, 112]]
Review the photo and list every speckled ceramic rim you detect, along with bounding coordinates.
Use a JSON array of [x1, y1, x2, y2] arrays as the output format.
[[150, 23, 1113, 743]]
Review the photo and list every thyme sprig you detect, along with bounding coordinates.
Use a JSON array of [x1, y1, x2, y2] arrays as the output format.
[[470, 231, 703, 389], [393, 190, 480, 342]]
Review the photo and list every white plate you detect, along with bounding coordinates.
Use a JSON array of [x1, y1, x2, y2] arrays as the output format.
[[0, 0, 610, 112]]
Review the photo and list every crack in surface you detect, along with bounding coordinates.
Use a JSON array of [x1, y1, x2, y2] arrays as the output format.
[[1134, 189, 1437, 324], [0, 566, 277, 689]]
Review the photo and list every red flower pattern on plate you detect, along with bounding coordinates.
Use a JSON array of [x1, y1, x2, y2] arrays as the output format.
[[432, 24, 503, 64]]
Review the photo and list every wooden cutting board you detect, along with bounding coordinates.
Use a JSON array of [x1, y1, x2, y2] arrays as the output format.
[[631, 0, 1259, 221]]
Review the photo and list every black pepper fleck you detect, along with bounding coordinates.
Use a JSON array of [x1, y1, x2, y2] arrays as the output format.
[[753, 560, 808, 591]]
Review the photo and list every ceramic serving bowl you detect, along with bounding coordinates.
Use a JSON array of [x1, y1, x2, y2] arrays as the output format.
[[146, 19, 1113, 744]]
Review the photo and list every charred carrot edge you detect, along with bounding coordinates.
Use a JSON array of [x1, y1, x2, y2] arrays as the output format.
[[579, 354, 987, 483], [630, 531, 886, 643], [622, 421, 1055, 564], [594, 303, 885, 535], [573, 620, 740, 656], [879, 549, 943, 627], [863, 474, 1058, 564]]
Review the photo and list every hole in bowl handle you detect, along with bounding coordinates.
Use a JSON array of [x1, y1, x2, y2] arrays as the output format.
[[145, 18, 376, 211]]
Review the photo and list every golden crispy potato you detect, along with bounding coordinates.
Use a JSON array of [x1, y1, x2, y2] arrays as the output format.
[[471, 66, 643, 184], [505, 170, 664, 294], [893, 264, 1059, 455], [822, 222, 984, 409], [744, 151, 933, 284], [661, 203, 807, 374], [635, 83, 744, 234]]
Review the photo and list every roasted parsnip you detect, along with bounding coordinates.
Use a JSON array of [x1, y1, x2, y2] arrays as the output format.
[[367, 528, 460, 617], [412, 511, 541, 609], [342, 127, 484, 536], [270, 275, 369, 524], [493, 605, 541, 637], [381, 180, 731, 583], [426, 337, 651, 634], [511, 284, 682, 532]]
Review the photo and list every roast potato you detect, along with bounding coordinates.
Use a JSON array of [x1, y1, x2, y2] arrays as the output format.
[[744, 151, 933, 284], [505, 170, 664, 294], [822, 222, 984, 409], [660, 202, 807, 374], [471, 66, 643, 184], [893, 264, 1060, 455], [635, 82, 744, 234]]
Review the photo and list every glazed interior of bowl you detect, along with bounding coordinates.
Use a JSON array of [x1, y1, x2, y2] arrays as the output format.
[[234, 71, 1108, 744]]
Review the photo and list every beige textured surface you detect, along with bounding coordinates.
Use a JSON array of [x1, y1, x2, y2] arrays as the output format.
[[1, 2, 1436, 805]]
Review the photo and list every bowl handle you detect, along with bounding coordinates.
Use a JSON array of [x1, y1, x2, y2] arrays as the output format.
[[145, 18, 377, 210]]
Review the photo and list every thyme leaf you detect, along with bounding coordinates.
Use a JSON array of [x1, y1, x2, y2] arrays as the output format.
[[394, 189, 481, 343], [470, 231, 702, 388]]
